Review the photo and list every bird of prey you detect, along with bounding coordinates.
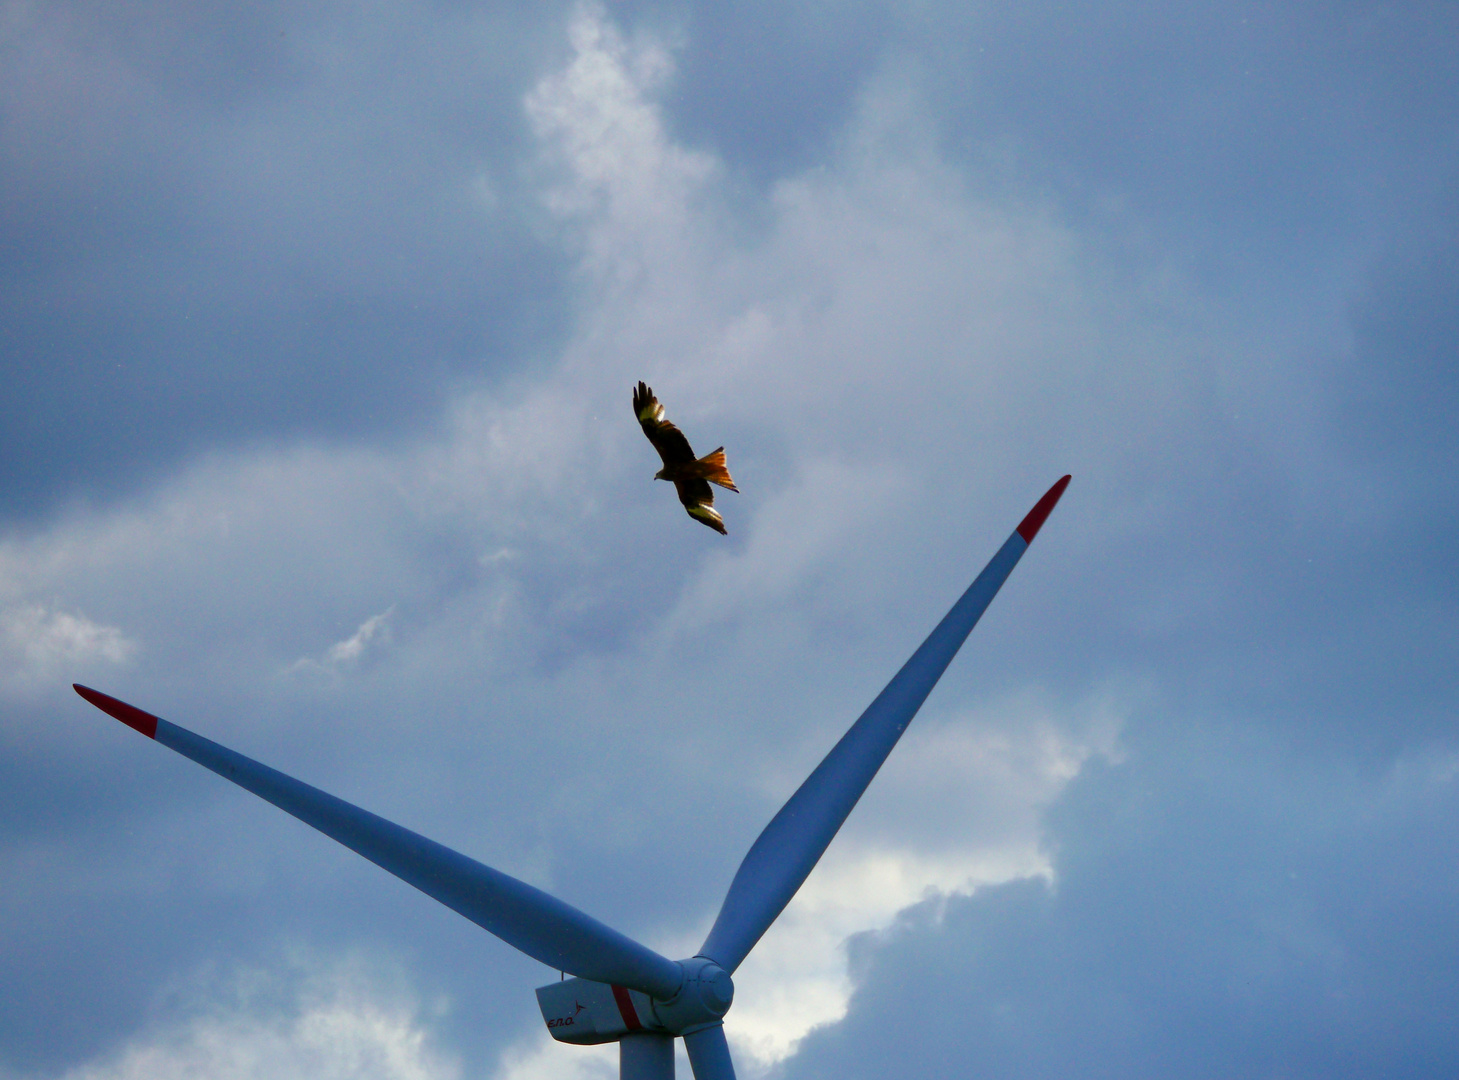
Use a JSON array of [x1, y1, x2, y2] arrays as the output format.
[[633, 381, 738, 534]]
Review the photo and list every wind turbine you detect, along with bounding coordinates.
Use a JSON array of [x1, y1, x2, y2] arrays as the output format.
[[74, 475, 1070, 1080]]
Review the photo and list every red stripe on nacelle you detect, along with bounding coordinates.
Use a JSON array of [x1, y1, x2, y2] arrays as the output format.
[[611, 985, 643, 1031], [1015, 475, 1071, 544], [74, 684, 159, 739]]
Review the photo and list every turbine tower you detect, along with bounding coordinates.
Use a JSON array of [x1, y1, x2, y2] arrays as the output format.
[[74, 476, 1071, 1080]]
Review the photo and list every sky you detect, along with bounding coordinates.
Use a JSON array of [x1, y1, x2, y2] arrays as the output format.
[[2, 1, 1457, 1078]]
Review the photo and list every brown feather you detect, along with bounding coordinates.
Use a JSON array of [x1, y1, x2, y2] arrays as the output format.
[[633, 381, 737, 534], [673, 476, 715, 508], [687, 447, 738, 491], [633, 381, 696, 467]]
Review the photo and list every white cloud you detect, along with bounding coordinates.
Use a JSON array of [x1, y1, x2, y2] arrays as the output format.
[[34, 955, 458, 1080], [493, 1037, 617, 1080], [661, 458, 908, 634], [326, 608, 395, 664], [724, 685, 1130, 1066], [526, 2, 712, 289], [288, 606, 397, 677], [0, 604, 135, 692]]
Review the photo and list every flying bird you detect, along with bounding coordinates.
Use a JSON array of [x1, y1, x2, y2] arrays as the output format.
[[633, 381, 738, 534]]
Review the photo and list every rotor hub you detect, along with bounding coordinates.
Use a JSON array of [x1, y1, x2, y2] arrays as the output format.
[[650, 956, 734, 1035]]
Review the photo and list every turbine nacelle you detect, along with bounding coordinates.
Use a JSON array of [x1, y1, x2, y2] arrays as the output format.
[[537, 957, 734, 1045]]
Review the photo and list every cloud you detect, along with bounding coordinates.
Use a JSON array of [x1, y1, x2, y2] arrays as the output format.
[[2, 9, 1143, 1068], [18, 952, 459, 1080], [725, 684, 1129, 1066], [494, 1037, 617, 1080], [781, 719, 1459, 1079], [325, 608, 394, 665], [287, 607, 396, 677], [0, 605, 135, 693], [5, 4, 1456, 1079], [526, 3, 713, 260], [0, 1, 570, 521]]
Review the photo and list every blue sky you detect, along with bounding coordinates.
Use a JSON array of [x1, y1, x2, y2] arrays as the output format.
[[2, 2, 1457, 1078]]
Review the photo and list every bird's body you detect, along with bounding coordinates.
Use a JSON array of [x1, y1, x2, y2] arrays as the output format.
[[633, 381, 738, 533]]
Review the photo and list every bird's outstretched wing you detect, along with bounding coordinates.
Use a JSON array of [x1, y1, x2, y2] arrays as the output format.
[[633, 381, 696, 468]]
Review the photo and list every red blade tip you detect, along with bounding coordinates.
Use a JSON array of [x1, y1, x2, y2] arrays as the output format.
[[1015, 475, 1072, 544], [74, 684, 159, 739]]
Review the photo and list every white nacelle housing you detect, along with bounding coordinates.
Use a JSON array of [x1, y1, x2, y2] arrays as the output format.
[[536, 959, 733, 1045], [536, 977, 663, 1045]]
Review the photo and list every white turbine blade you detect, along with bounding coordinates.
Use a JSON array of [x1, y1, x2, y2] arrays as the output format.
[[683, 1024, 737, 1080], [73, 685, 684, 1001], [698, 477, 1071, 973]]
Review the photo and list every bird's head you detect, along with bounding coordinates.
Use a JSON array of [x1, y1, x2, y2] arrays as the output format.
[[653, 467, 671, 481]]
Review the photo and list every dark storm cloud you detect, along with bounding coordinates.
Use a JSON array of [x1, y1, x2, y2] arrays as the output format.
[[782, 719, 1459, 1079], [0, 2, 572, 522], [887, 3, 1459, 269]]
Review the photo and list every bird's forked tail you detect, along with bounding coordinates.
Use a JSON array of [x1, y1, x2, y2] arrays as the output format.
[[692, 448, 738, 491]]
